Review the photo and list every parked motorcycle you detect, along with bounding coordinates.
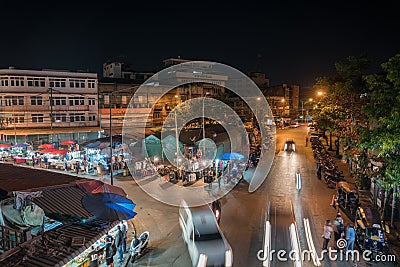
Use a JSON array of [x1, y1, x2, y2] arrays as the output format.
[[129, 231, 149, 263]]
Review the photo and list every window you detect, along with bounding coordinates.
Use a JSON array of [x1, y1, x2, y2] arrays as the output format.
[[88, 80, 96, 89], [69, 79, 86, 88], [70, 113, 85, 122], [27, 77, 45, 87], [9, 77, 24, 87], [88, 98, 96, 105], [51, 97, 67, 106], [122, 96, 128, 105], [49, 78, 66, 88], [69, 96, 85, 106], [88, 115, 96, 121], [0, 77, 9, 87], [52, 113, 67, 122], [12, 115, 24, 124], [32, 114, 44, 123], [4, 96, 24, 106], [30, 96, 43, 105]]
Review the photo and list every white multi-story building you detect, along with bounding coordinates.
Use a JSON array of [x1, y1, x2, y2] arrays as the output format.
[[0, 67, 100, 145]]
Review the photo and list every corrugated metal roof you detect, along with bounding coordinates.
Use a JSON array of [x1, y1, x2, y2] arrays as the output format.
[[32, 186, 93, 221], [0, 163, 89, 193], [0, 221, 117, 267]]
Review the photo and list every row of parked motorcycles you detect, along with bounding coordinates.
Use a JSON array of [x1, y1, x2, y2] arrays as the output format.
[[311, 138, 345, 188]]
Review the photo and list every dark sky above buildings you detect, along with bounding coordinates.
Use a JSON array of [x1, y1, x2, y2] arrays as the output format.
[[1, 1, 399, 88]]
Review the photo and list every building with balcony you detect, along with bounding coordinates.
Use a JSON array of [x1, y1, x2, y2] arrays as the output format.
[[98, 58, 227, 137], [0, 67, 100, 145], [261, 83, 299, 119]]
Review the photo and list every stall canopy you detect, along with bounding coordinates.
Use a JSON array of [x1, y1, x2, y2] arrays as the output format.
[[161, 135, 184, 160], [38, 144, 54, 149], [0, 144, 11, 148], [60, 140, 76, 146], [219, 152, 244, 160], [40, 149, 68, 155], [143, 134, 162, 157]]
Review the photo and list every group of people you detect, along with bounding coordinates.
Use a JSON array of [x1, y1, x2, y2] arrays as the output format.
[[322, 213, 356, 254], [89, 221, 128, 267]]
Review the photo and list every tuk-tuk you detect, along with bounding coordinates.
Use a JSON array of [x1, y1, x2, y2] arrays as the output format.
[[354, 206, 386, 255], [337, 181, 359, 214]]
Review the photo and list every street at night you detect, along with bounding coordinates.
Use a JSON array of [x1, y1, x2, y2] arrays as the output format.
[[1, 2, 400, 267]]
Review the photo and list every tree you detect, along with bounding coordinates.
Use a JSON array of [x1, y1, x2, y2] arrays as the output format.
[[313, 55, 370, 150], [360, 54, 400, 226]]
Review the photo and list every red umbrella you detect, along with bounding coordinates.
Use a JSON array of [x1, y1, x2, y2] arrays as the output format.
[[40, 149, 67, 155], [40, 148, 58, 153], [50, 149, 68, 155], [61, 140, 76, 145], [77, 180, 127, 197], [38, 144, 54, 149], [0, 144, 11, 148]]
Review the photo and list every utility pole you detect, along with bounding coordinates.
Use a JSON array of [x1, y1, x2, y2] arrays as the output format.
[[49, 88, 53, 144]]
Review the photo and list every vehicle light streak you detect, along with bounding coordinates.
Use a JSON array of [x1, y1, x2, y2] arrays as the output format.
[[304, 218, 321, 266]]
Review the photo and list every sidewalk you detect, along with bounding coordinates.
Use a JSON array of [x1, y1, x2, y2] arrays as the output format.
[[324, 143, 400, 264]]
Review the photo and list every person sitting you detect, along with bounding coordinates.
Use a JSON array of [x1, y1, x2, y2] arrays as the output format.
[[130, 231, 141, 254]]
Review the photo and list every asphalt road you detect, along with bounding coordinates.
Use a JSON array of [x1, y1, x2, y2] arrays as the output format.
[[115, 125, 394, 267]]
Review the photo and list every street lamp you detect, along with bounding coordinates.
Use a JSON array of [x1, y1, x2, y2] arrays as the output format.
[[300, 98, 314, 123], [108, 84, 140, 185]]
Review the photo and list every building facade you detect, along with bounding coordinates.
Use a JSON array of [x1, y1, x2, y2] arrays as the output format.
[[103, 61, 154, 81], [99, 59, 227, 137], [0, 67, 100, 145], [261, 83, 299, 119]]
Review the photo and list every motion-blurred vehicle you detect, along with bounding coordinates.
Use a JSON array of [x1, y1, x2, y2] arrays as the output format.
[[179, 200, 233, 267], [289, 122, 300, 128], [284, 138, 296, 152]]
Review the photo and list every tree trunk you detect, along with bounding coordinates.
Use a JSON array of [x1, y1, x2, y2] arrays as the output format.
[[329, 131, 333, 151], [383, 189, 388, 221], [391, 185, 397, 227]]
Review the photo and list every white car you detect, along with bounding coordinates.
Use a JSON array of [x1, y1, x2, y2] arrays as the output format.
[[289, 122, 300, 128], [179, 200, 233, 267]]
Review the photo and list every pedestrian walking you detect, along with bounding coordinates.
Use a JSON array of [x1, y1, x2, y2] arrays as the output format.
[[105, 239, 116, 267], [119, 220, 128, 253], [345, 223, 356, 254], [114, 225, 124, 263], [305, 136, 309, 147], [333, 213, 344, 246], [322, 220, 333, 250], [218, 171, 222, 189]]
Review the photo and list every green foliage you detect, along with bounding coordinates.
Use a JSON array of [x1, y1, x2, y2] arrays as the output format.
[[359, 54, 400, 191]]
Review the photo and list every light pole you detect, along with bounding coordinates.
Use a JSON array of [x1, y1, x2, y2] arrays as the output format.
[[202, 92, 210, 159], [108, 85, 140, 185], [49, 87, 53, 144]]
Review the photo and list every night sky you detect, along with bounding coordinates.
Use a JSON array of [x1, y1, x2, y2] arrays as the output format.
[[1, 1, 399, 88]]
